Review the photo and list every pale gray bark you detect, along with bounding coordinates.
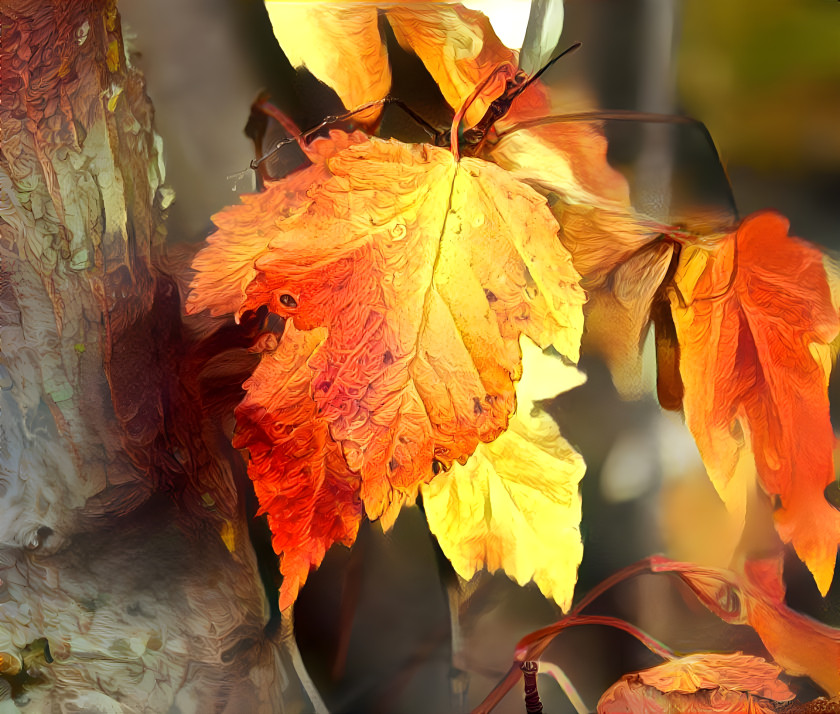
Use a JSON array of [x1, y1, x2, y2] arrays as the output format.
[[0, 2, 297, 711]]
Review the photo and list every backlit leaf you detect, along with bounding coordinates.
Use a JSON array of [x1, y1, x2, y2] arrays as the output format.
[[421, 337, 586, 609], [263, 2, 390, 126], [666, 211, 840, 594], [263, 1, 517, 127], [188, 131, 583, 601]]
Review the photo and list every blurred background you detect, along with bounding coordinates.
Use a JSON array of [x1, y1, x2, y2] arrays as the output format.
[[118, 1, 840, 712]]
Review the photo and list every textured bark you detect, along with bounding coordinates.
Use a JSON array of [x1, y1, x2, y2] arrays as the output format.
[[0, 1, 287, 710]]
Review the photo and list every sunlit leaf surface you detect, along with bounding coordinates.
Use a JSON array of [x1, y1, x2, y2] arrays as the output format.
[[188, 131, 584, 605], [422, 337, 586, 609]]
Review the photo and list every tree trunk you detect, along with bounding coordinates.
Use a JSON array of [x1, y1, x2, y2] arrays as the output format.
[[0, 1, 292, 710]]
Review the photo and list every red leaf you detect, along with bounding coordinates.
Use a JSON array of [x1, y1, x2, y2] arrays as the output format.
[[667, 212, 840, 593], [234, 324, 361, 610]]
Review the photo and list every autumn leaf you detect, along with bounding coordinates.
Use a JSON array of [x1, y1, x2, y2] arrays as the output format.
[[265, 0, 662, 394], [584, 241, 674, 395], [263, 2, 390, 127], [666, 211, 840, 594], [421, 337, 586, 610], [263, 1, 518, 127], [652, 556, 840, 696], [188, 131, 583, 600], [384, 3, 517, 126], [597, 652, 795, 714]]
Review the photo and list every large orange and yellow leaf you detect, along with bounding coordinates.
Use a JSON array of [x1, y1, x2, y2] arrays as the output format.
[[234, 324, 362, 610], [188, 131, 583, 531], [666, 211, 840, 594], [421, 337, 586, 609]]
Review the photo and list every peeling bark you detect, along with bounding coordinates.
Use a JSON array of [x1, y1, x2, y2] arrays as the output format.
[[0, 1, 289, 710]]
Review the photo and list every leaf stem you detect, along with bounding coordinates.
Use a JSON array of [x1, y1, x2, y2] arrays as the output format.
[[281, 608, 330, 714], [471, 557, 669, 713]]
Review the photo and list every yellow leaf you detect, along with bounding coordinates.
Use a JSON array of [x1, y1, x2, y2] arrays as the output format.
[[421, 337, 586, 610], [264, 2, 390, 125]]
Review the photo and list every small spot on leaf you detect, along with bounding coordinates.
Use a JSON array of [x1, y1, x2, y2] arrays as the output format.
[[825, 481, 840, 511]]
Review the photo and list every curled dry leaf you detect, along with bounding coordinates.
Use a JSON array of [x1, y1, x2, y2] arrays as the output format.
[[188, 131, 583, 605], [421, 337, 586, 610], [583, 240, 674, 394], [385, 3, 517, 127], [666, 212, 840, 594], [597, 652, 795, 714]]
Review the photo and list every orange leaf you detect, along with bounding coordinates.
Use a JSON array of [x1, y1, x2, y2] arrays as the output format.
[[385, 3, 515, 126], [666, 211, 840, 594], [598, 652, 794, 714], [188, 132, 583, 578]]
